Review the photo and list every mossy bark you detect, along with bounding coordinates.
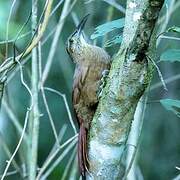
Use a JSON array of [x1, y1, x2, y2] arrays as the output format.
[[87, 0, 164, 179]]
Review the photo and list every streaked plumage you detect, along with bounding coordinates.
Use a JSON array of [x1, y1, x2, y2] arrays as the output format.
[[66, 15, 111, 177]]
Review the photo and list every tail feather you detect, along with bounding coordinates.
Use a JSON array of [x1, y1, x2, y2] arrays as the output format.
[[78, 124, 89, 177]]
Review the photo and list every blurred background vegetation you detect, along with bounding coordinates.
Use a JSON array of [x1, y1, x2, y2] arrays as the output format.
[[0, 0, 180, 179]]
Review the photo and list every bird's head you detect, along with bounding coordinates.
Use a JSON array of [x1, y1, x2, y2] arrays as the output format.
[[66, 14, 89, 62]]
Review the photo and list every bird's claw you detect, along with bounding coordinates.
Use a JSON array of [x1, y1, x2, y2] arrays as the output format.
[[97, 70, 109, 99]]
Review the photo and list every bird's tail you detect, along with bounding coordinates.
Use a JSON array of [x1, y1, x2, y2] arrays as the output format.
[[78, 124, 89, 178]]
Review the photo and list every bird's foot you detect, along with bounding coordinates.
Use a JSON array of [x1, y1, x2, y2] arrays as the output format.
[[97, 70, 109, 99]]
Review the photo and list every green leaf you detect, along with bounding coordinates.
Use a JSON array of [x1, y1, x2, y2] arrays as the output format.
[[91, 18, 124, 40], [105, 35, 122, 47], [167, 26, 180, 33], [160, 99, 180, 118], [160, 49, 180, 62]]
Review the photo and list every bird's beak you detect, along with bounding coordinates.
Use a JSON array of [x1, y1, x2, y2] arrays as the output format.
[[76, 14, 90, 35]]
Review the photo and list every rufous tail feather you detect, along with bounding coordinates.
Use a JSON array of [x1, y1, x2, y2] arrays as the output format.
[[78, 124, 89, 177]]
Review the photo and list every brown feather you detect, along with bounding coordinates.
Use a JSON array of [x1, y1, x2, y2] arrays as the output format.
[[67, 28, 111, 176]]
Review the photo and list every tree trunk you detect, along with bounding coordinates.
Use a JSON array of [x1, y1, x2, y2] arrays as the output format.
[[87, 0, 165, 179]]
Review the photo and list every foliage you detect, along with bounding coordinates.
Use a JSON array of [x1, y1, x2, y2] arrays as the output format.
[[91, 18, 124, 47], [167, 26, 180, 33], [91, 18, 124, 39], [105, 35, 122, 47]]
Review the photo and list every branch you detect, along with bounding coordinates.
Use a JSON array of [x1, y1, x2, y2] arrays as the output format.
[[36, 134, 78, 180], [102, 0, 126, 14], [43, 87, 77, 134], [28, 0, 40, 179], [41, 0, 78, 84], [1, 58, 33, 180], [40, 139, 77, 179], [87, 0, 165, 179], [0, 0, 54, 75], [0, 132, 21, 176], [5, 0, 17, 59], [40, 87, 60, 144]]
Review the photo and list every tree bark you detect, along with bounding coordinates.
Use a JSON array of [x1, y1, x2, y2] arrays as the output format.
[[87, 0, 164, 179]]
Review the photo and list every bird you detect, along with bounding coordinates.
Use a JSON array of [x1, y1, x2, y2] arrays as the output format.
[[66, 15, 111, 177]]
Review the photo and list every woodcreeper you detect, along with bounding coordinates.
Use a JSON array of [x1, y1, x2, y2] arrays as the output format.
[[66, 15, 111, 177]]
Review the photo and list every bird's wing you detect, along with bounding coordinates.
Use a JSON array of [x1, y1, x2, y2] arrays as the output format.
[[72, 64, 89, 105], [72, 65, 90, 177]]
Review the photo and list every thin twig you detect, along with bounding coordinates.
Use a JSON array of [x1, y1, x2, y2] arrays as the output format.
[[158, 0, 180, 29], [159, 35, 180, 41], [46, 125, 67, 160], [1, 59, 33, 180], [5, 0, 77, 83], [0, 0, 54, 74], [61, 147, 76, 180], [41, 0, 78, 84], [6, 25, 56, 85], [36, 134, 78, 180], [69, 154, 78, 180], [42, 26, 56, 44], [157, 0, 174, 45], [147, 56, 168, 91], [124, 1, 177, 177], [102, 0, 125, 13], [103, 5, 114, 48], [5, 0, 17, 59], [0, 31, 31, 45], [3, 94, 28, 171], [38, 38, 42, 82], [23, 0, 53, 57], [123, 94, 149, 179], [28, 0, 40, 179], [150, 73, 180, 91], [38, 28, 60, 148], [40, 138, 77, 179], [0, 133, 20, 175], [2, 100, 28, 141], [50, 0, 64, 17], [0, 170, 19, 179], [38, 10, 65, 146], [44, 87, 77, 134], [6, 0, 66, 84], [40, 87, 60, 144], [85, 0, 125, 13]]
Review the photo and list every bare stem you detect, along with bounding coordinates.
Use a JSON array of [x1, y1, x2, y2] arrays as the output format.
[[0, 132, 20, 175], [44, 87, 77, 134], [1, 59, 33, 180], [40, 87, 60, 144], [41, 0, 77, 84], [61, 147, 76, 180], [5, 0, 17, 58], [36, 134, 78, 180], [28, 1, 40, 179], [0, 0, 54, 74], [40, 138, 77, 179]]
